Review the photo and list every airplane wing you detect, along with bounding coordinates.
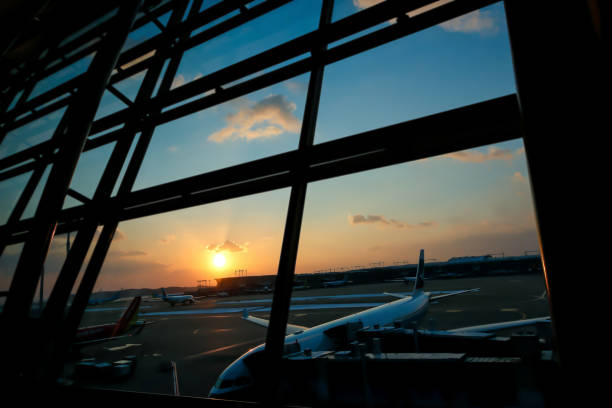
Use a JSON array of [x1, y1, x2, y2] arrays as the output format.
[[448, 316, 550, 334], [429, 288, 480, 301], [384, 288, 479, 300], [242, 309, 309, 334], [384, 292, 412, 299]]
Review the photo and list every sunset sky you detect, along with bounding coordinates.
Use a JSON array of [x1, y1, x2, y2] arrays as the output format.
[[0, 1, 540, 295]]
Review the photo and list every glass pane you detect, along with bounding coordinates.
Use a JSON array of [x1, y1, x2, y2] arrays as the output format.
[[175, 0, 321, 89], [133, 74, 309, 190], [121, 21, 162, 53], [0, 172, 31, 225], [0, 108, 66, 160], [62, 189, 289, 398], [94, 71, 147, 121], [30, 232, 73, 317], [63, 142, 116, 209], [20, 165, 51, 220], [299, 140, 539, 275], [212, 139, 550, 405], [0, 243, 24, 306], [316, 2, 514, 144], [28, 53, 94, 101]]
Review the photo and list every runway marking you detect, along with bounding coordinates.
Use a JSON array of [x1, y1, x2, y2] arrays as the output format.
[[85, 306, 152, 312], [105, 343, 142, 351], [500, 308, 519, 312], [445, 309, 463, 313], [183, 337, 265, 360], [211, 328, 232, 333]]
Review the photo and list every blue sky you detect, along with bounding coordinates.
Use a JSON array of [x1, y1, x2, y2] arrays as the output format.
[[1, 1, 541, 294]]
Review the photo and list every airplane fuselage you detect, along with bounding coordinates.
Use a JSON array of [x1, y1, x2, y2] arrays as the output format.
[[163, 295, 194, 305], [209, 291, 430, 397]]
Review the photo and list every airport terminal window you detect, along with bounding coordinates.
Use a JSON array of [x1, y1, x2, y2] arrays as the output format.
[[94, 71, 148, 121], [225, 140, 551, 405], [0, 173, 31, 225], [1, 0, 580, 406], [17, 165, 52, 221], [0, 243, 24, 300], [315, 1, 515, 144], [176, 0, 321, 85], [0, 107, 67, 160], [66, 189, 289, 396], [63, 143, 116, 209], [133, 76, 309, 190]]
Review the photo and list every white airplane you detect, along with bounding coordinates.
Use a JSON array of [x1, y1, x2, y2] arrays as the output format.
[[322, 275, 351, 288], [159, 288, 202, 306], [208, 249, 550, 398]]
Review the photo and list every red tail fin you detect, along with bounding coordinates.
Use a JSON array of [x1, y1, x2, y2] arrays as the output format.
[[112, 296, 141, 336]]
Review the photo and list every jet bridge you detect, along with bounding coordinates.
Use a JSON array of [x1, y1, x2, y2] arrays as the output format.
[[276, 326, 560, 407]]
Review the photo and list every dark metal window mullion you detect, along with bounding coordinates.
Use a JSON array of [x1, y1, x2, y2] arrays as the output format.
[[61, 0, 192, 349], [2, 1, 143, 321], [0, 104, 76, 259], [263, 0, 334, 402]]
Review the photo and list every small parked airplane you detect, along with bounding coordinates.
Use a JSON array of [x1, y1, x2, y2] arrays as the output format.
[[208, 249, 550, 398], [159, 288, 206, 306], [322, 275, 351, 288]]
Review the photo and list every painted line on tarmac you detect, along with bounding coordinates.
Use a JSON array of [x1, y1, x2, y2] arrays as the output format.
[[183, 337, 265, 360], [85, 305, 152, 312]]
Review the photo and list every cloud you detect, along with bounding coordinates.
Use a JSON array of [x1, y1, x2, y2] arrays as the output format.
[[208, 94, 300, 143], [439, 10, 498, 35], [443, 146, 516, 163], [207, 240, 247, 253], [283, 80, 307, 94], [348, 214, 436, 230], [171, 72, 205, 90], [113, 228, 126, 241], [171, 74, 186, 89]]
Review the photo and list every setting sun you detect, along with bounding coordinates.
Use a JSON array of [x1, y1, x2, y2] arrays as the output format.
[[213, 253, 227, 268]]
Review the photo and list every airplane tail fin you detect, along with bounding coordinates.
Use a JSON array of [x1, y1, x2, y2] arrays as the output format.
[[412, 249, 425, 295], [161, 288, 168, 299], [112, 296, 141, 336]]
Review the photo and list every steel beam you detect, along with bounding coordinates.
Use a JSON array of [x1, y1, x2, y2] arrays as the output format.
[[504, 0, 606, 380], [262, 1, 333, 403], [2, 0, 143, 320], [0, 94, 521, 246], [42, 0, 191, 383]]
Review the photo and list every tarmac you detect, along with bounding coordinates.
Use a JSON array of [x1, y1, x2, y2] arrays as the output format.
[[67, 274, 550, 399]]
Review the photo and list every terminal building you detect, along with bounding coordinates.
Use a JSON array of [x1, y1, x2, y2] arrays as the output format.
[[211, 254, 543, 295]]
